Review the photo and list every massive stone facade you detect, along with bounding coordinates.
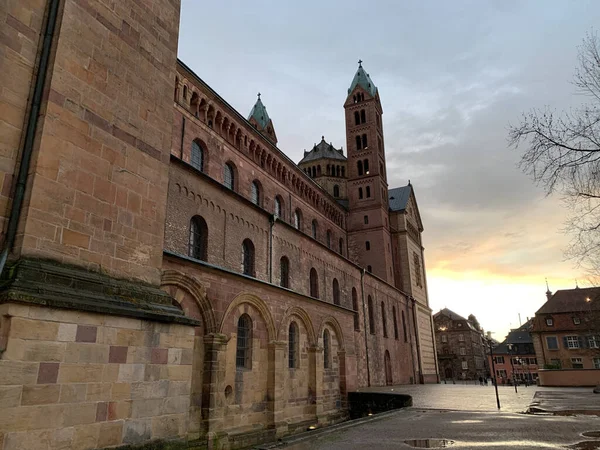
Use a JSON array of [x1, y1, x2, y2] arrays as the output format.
[[0, 0, 438, 448]]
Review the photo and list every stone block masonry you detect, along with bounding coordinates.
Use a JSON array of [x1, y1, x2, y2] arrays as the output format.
[[0, 302, 195, 450]]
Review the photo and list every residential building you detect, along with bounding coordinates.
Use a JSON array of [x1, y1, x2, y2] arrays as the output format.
[[0, 1, 438, 448], [489, 320, 539, 385], [434, 309, 487, 380]]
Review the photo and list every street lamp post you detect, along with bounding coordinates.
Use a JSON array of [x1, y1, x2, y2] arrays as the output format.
[[487, 338, 501, 409], [507, 343, 518, 394]]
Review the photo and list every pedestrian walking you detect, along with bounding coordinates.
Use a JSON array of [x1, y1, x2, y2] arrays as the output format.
[[478, 376, 483, 386]]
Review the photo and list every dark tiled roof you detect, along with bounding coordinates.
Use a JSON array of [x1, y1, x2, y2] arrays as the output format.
[[348, 64, 378, 97], [299, 137, 346, 164], [388, 185, 411, 211], [537, 286, 600, 314], [248, 96, 270, 130], [435, 307, 467, 322]]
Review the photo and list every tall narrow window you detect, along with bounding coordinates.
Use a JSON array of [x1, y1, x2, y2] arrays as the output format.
[[339, 238, 344, 255], [381, 302, 388, 337], [312, 220, 318, 239], [360, 109, 366, 123], [189, 216, 208, 261], [413, 252, 423, 287], [326, 230, 332, 248], [402, 311, 408, 342], [354, 111, 360, 125], [359, 187, 363, 199], [224, 163, 235, 190], [310, 268, 319, 298], [293, 209, 301, 230], [357, 161, 363, 176], [191, 140, 204, 172], [367, 265, 372, 273], [366, 186, 371, 198], [352, 288, 359, 331], [356, 135, 362, 150], [364, 159, 369, 174], [289, 322, 298, 369], [333, 185, 340, 198], [393, 306, 399, 340], [366, 241, 370, 251], [251, 180, 260, 206], [333, 278, 340, 306], [368, 296, 375, 334], [323, 330, 331, 369], [274, 196, 282, 218], [242, 239, 255, 277], [236, 314, 252, 369], [362, 134, 368, 148], [182, 85, 188, 100], [280, 256, 290, 288], [364, 215, 369, 225]]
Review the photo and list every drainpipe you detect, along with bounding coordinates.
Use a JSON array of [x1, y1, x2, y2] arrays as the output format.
[[360, 268, 370, 387], [0, 0, 61, 277], [180, 116, 186, 159], [268, 214, 275, 283], [411, 297, 424, 384]]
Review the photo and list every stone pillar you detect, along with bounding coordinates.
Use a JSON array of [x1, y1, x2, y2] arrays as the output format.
[[308, 345, 324, 423], [337, 350, 347, 409], [202, 333, 229, 450], [268, 341, 287, 437]]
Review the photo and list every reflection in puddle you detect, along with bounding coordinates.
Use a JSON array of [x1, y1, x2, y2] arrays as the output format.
[[582, 432, 600, 438], [568, 440, 600, 450], [404, 440, 454, 448], [451, 420, 483, 424]]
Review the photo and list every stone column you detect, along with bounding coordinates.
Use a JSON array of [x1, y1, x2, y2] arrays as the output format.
[[202, 333, 229, 449], [337, 350, 347, 410], [268, 340, 287, 437], [308, 345, 324, 423]]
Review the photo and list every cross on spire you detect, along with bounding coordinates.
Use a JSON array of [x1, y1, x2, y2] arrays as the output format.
[[257, 92, 261, 99], [358, 59, 363, 67]]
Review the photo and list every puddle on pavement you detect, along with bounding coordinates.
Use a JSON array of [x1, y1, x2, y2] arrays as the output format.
[[583, 432, 600, 438], [568, 441, 600, 450], [404, 439, 455, 448], [451, 420, 483, 424]]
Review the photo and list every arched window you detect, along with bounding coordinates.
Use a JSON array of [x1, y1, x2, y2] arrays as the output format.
[[191, 140, 204, 172], [236, 314, 252, 369], [224, 163, 235, 190], [360, 109, 366, 123], [317, 165, 321, 176], [354, 111, 360, 125], [366, 241, 370, 251], [293, 209, 301, 230], [359, 187, 363, 199], [312, 220, 318, 239], [323, 329, 331, 369], [274, 196, 282, 218], [338, 238, 344, 255], [402, 311, 408, 342], [312, 167, 316, 177], [289, 322, 298, 369], [251, 180, 260, 206], [182, 85, 188, 100], [393, 306, 399, 340], [336, 166, 340, 177], [356, 135, 362, 150], [174, 77, 179, 102], [366, 186, 371, 198], [368, 295, 375, 334], [242, 239, 255, 277], [333, 185, 340, 198], [280, 256, 290, 288], [364, 159, 369, 174], [362, 134, 368, 148], [352, 288, 359, 331], [357, 160, 363, 176], [381, 302, 388, 338], [189, 216, 208, 261], [190, 92, 199, 117], [326, 230, 332, 248], [332, 278, 340, 306], [309, 268, 319, 299]]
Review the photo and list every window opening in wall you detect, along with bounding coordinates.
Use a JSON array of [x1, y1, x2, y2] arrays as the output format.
[[357, 160, 364, 176], [224, 163, 235, 190], [312, 220, 318, 239], [441, 334, 447, 343], [573, 317, 581, 325], [594, 358, 600, 369], [367, 265, 372, 272], [191, 141, 204, 172], [242, 239, 255, 277], [339, 238, 344, 255], [402, 311, 407, 342], [174, 77, 179, 102], [326, 230, 332, 248], [364, 159, 369, 174], [333, 278, 340, 306], [359, 187, 363, 199], [368, 295, 375, 334], [293, 209, 301, 230], [366, 241, 371, 251], [364, 215, 369, 224], [413, 252, 423, 287], [280, 256, 290, 288], [362, 134, 368, 148], [274, 196, 282, 218], [462, 361, 468, 370], [289, 322, 298, 369], [376, 114, 380, 128], [189, 216, 208, 261], [571, 357, 584, 369], [566, 336, 580, 349], [460, 347, 466, 355], [366, 186, 371, 198], [381, 302, 388, 337], [323, 329, 331, 369], [378, 136, 382, 152], [546, 336, 558, 349], [236, 314, 252, 369], [393, 306, 399, 340], [546, 318, 554, 326], [356, 135, 362, 150], [251, 180, 260, 206], [183, 85, 188, 100], [361, 109, 366, 123], [333, 185, 340, 198], [310, 268, 319, 298], [354, 111, 360, 126], [589, 336, 599, 348], [352, 288, 359, 331]]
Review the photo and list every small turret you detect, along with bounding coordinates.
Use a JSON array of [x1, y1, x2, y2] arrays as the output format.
[[248, 93, 277, 145]]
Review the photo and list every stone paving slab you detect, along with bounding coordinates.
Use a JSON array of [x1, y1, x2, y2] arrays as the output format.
[[529, 389, 600, 415]]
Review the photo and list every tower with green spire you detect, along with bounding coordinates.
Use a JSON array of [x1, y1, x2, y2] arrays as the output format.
[[248, 93, 278, 145]]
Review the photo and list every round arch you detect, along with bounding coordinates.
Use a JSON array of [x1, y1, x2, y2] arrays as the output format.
[[219, 292, 276, 342], [161, 270, 217, 334], [317, 315, 345, 350], [277, 306, 316, 346]]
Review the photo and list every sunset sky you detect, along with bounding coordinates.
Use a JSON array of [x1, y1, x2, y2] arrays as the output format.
[[178, 0, 600, 340]]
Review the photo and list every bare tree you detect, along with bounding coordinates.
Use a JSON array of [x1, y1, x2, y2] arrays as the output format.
[[509, 32, 600, 277]]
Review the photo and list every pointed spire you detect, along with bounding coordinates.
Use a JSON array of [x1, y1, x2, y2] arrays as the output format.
[[545, 278, 552, 301], [348, 60, 377, 96], [248, 93, 277, 144]]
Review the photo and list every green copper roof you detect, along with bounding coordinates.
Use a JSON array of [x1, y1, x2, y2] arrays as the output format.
[[348, 61, 377, 97], [248, 94, 270, 129]]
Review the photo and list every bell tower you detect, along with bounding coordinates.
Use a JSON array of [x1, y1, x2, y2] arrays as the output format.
[[345, 61, 394, 283]]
